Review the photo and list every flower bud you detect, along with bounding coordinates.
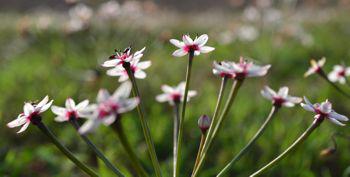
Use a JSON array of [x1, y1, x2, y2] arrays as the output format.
[[319, 147, 336, 157], [198, 115, 211, 134]]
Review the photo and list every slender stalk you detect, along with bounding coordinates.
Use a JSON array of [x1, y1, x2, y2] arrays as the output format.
[[123, 63, 162, 177], [249, 118, 323, 177], [200, 77, 228, 157], [111, 118, 148, 177], [70, 119, 125, 177], [217, 106, 279, 177], [192, 79, 244, 177], [34, 119, 98, 177], [172, 102, 180, 177], [192, 134, 206, 175], [318, 70, 350, 99], [175, 51, 194, 177]]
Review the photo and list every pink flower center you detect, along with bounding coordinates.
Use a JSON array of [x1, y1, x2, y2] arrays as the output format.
[[66, 111, 78, 120], [314, 107, 328, 117], [171, 93, 182, 103], [184, 45, 199, 52], [26, 111, 39, 122], [273, 97, 285, 107], [220, 72, 235, 78], [337, 69, 346, 77]]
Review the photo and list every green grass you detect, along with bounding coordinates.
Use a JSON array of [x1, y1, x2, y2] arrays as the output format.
[[1, 11, 350, 177]]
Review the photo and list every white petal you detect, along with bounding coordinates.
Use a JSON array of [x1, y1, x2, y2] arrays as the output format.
[[194, 34, 208, 46], [51, 106, 66, 116], [318, 57, 326, 67], [161, 85, 175, 93], [170, 39, 185, 48], [137, 61, 151, 69], [102, 115, 116, 126], [134, 47, 146, 56], [76, 100, 89, 110], [97, 89, 110, 103], [79, 120, 100, 134], [54, 116, 68, 122], [182, 35, 194, 45], [7, 115, 27, 128], [320, 101, 332, 114], [328, 72, 338, 82], [304, 68, 316, 77], [65, 98, 76, 110], [156, 94, 169, 103], [277, 87, 289, 98], [118, 98, 140, 113], [286, 96, 302, 104], [300, 103, 314, 112], [199, 46, 215, 53], [17, 122, 30, 134], [134, 70, 146, 79], [102, 59, 119, 67], [247, 65, 271, 77], [194, 51, 200, 56], [24, 103, 35, 115], [172, 49, 187, 57], [328, 111, 349, 121], [339, 77, 346, 84], [36, 96, 49, 110], [39, 100, 53, 113], [346, 67, 350, 76], [118, 75, 129, 82], [261, 86, 276, 100], [112, 81, 132, 100], [282, 102, 295, 107], [328, 118, 346, 126], [188, 90, 197, 98]]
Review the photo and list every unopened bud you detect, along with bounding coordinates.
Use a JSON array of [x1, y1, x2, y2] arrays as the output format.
[[319, 148, 336, 157], [198, 115, 211, 134]]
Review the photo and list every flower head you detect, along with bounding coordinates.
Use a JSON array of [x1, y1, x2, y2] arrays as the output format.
[[156, 82, 197, 105], [102, 47, 145, 67], [170, 34, 215, 57], [304, 57, 326, 77], [212, 61, 236, 78], [328, 65, 350, 84], [51, 98, 91, 122], [79, 82, 139, 134], [198, 115, 211, 134], [301, 97, 348, 126], [261, 86, 302, 107], [106, 56, 151, 82], [231, 57, 271, 80], [7, 96, 53, 133]]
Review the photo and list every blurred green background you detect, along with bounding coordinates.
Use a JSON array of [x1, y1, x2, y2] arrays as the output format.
[[1, 0, 350, 177]]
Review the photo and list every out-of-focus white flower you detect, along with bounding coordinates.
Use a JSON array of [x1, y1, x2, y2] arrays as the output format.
[[69, 4, 93, 22], [102, 47, 145, 67], [35, 15, 52, 30], [156, 82, 197, 106], [212, 61, 236, 78], [51, 98, 91, 122], [301, 97, 348, 126], [170, 34, 215, 57], [231, 57, 271, 79], [261, 86, 302, 107], [328, 65, 350, 84], [237, 25, 259, 42], [243, 6, 260, 22], [98, 0, 120, 20], [7, 96, 53, 133], [263, 8, 282, 25], [257, 0, 272, 8], [304, 57, 326, 77], [217, 30, 236, 45], [106, 56, 151, 82], [79, 82, 139, 134]]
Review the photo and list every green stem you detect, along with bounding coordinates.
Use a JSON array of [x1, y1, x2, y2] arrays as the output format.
[[123, 63, 162, 177], [175, 51, 194, 177], [34, 120, 98, 177], [217, 106, 279, 177], [70, 119, 125, 177], [192, 79, 244, 177], [249, 118, 323, 177], [200, 77, 228, 157], [173, 102, 180, 177], [192, 134, 206, 175], [111, 118, 148, 177], [318, 70, 350, 99]]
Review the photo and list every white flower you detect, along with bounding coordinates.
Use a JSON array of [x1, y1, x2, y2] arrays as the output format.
[[79, 82, 139, 134], [301, 97, 348, 126], [261, 86, 302, 107], [102, 47, 145, 68], [69, 4, 93, 23], [231, 57, 271, 79], [328, 65, 350, 84], [7, 96, 53, 133], [212, 61, 236, 78], [170, 34, 215, 57], [97, 0, 120, 20], [156, 82, 197, 106], [237, 25, 259, 42], [51, 98, 91, 122], [106, 56, 151, 82], [304, 57, 326, 77]]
